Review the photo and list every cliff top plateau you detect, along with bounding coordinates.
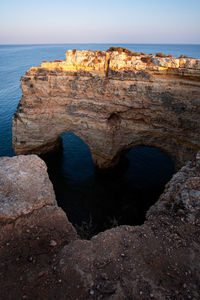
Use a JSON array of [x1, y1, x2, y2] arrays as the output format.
[[29, 47, 200, 73]]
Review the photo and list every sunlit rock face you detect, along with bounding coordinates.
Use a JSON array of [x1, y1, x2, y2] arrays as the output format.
[[12, 49, 200, 169]]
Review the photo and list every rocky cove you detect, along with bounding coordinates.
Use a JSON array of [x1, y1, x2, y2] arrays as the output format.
[[1, 48, 200, 299]]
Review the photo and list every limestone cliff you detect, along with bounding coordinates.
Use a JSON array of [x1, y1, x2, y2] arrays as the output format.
[[12, 49, 200, 169]]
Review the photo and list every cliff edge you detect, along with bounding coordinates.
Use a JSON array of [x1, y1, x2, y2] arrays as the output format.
[[12, 48, 200, 169]]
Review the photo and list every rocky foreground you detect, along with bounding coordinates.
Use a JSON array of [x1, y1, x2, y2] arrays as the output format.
[[13, 48, 200, 169], [0, 154, 200, 299]]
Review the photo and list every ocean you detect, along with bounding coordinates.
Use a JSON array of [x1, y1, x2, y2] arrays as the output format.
[[0, 43, 199, 236]]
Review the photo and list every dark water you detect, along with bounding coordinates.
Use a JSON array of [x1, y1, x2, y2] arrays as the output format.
[[45, 134, 174, 236], [0, 43, 199, 236]]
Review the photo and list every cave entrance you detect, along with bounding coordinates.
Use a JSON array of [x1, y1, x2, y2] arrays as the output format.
[[44, 134, 175, 239]]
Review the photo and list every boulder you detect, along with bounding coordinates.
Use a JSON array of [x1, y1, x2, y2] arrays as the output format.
[[0, 155, 56, 223]]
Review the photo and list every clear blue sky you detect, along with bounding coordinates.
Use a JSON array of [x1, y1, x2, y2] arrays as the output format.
[[0, 0, 200, 44]]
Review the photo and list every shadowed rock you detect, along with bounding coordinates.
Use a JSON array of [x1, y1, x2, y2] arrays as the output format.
[[0, 153, 200, 299], [0, 155, 77, 300]]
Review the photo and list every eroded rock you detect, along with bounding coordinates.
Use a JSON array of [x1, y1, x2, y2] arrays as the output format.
[[0, 153, 200, 299], [55, 152, 200, 299], [12, 49, 200, 170]]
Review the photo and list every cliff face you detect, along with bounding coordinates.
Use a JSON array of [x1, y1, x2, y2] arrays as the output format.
[[12, 49, 200, 169], [1, 153, 200, 299]]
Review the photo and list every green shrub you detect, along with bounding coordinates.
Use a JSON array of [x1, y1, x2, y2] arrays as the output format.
[[97, 50, 105, 57], [179, 54, 188, 58], [74, 216, 95, 240], [141, 56, 152, 65], [106, 46, 132, 55], [124, 48, 133, 55], [131, 52, 140, 56], [156, 52, 166, 58]]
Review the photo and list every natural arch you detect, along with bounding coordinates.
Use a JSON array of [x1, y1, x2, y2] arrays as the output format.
[[43, 141, 175, 237], [105, 134, 184, 172], [12, 49, 200, 170]]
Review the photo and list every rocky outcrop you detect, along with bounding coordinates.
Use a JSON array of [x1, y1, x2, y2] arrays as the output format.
[[12, 49, 200, 169], [0, 153, 200, 299], [0, 155, 56, 223], [0, 155, 77, 299]]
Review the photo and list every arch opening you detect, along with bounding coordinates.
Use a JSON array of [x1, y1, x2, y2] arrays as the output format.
[[43, 134, 175, 239]]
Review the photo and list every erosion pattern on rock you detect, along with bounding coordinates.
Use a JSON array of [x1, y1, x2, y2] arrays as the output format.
[[1, 154, 200, 299], [12, 49, 200, 168]]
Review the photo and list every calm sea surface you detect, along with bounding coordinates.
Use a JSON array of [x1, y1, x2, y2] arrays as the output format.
[[0, 44, 199, 235]]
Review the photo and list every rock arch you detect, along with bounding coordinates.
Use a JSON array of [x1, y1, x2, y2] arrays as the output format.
[[12, 49, 200, 170]]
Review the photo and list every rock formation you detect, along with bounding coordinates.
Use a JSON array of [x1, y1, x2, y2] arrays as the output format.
[[12, 48, 200, 169], [0, 155, 77, 299], [0, 153, 200, 299], [0, 155, 56, 223]]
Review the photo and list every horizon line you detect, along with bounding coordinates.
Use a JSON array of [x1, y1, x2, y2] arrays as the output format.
[[0, 42, 200, 46]]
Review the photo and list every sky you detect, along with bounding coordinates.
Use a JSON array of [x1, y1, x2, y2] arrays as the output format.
[[0, 0, 200, 44]]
